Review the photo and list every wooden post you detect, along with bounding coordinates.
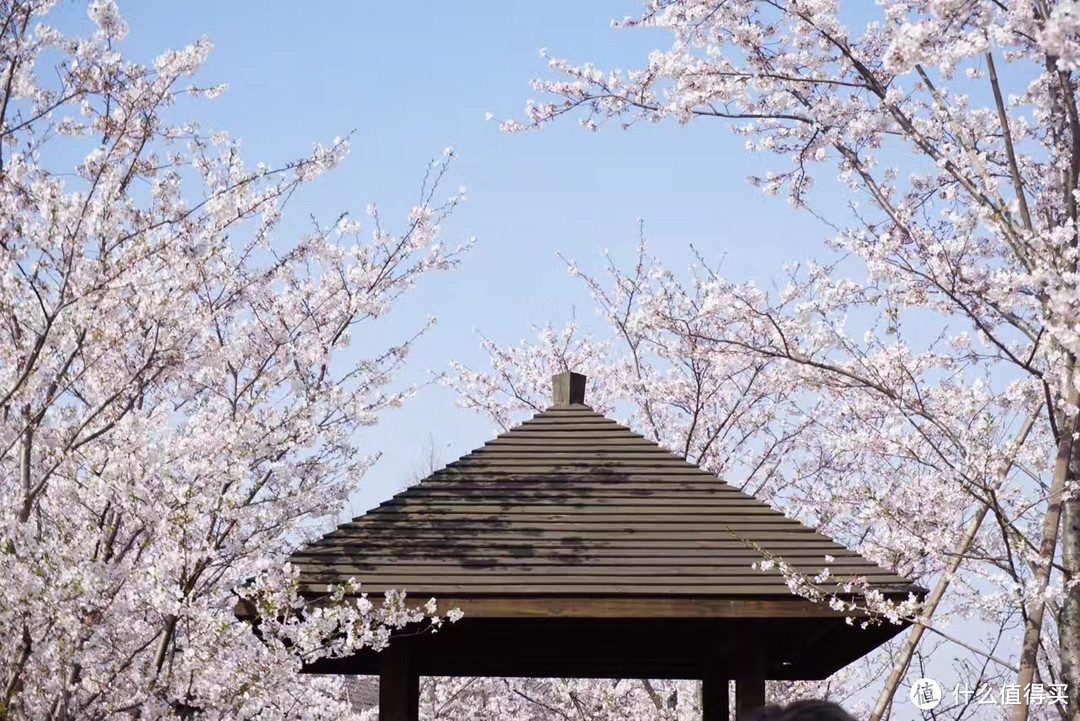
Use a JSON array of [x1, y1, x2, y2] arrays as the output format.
[[702, 673, 730, 721], [379, 643, 419, 721], [734, 676, 766, 720]]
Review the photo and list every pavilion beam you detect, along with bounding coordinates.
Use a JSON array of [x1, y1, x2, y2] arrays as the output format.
[[379, 643, 419, 721], [702, 673, 730, 721]]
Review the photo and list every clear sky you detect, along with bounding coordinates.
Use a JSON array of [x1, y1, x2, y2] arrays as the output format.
[[50, 1, 842, 513]]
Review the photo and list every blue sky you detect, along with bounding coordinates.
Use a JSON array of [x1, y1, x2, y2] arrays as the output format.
[[51, 1, 845, 511]]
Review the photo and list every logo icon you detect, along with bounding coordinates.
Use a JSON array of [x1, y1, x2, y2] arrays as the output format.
[[910, 678, 943, 710]]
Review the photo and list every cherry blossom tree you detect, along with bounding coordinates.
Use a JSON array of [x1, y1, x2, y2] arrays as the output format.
[[411, 674, 857, 720], [457, 1, 1080, 719], [0, 1, 467, 718], [420, 676, 700, 720]]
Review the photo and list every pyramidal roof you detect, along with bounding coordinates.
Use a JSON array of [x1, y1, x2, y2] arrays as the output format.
[[291, 372, 917, 604]]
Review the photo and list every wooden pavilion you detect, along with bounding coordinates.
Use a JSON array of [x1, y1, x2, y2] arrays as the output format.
[[259, 372, 922, 720]]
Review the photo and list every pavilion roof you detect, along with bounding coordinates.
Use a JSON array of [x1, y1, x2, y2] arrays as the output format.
[[290, 373, 918, 606]]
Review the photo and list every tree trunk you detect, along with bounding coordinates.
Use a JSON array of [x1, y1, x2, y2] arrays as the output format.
[[871, 406, 1040, 720], [1014, 383, 1076, 721], [870, 506, 989, 721], [1061, 425, 1080, 720]]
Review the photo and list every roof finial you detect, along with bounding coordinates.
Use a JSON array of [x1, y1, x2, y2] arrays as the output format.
[[552, 371, 587, 406]]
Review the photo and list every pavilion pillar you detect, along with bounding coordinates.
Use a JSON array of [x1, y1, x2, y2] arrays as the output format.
[[378, 643, 419, 721], [734, 676, 766, 720], [702, 673, 730, 721]]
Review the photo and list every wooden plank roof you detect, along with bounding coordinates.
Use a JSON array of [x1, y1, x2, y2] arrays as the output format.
[[291, 378, 920, 606]]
